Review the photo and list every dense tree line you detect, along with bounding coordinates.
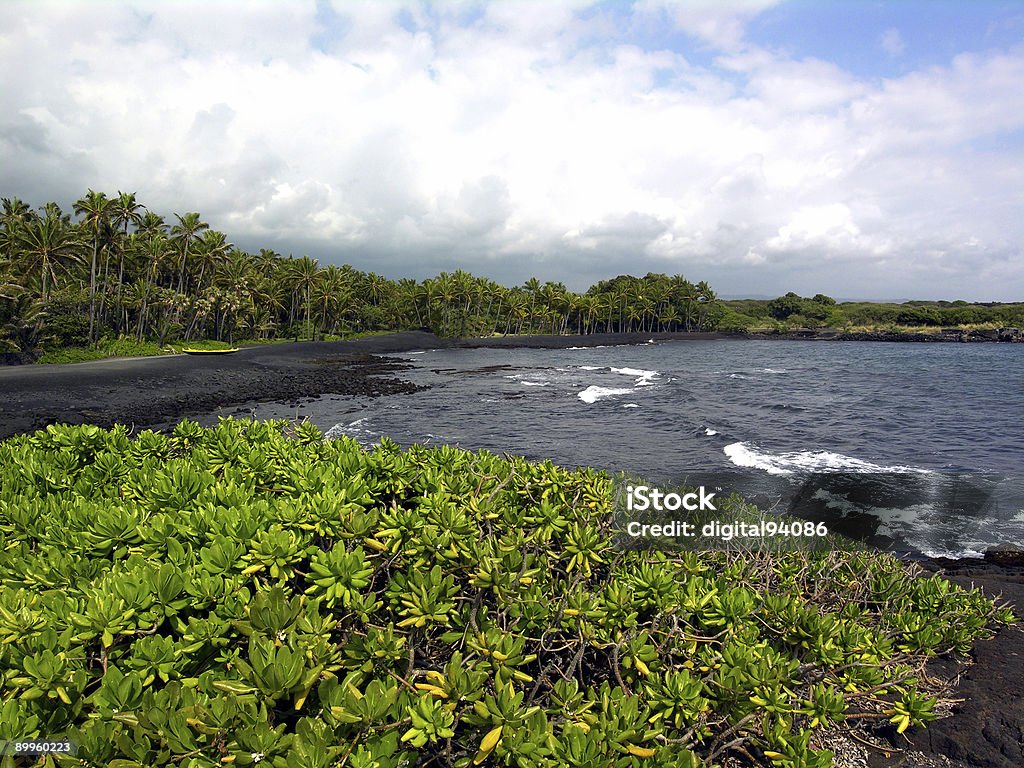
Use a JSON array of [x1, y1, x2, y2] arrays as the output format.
[[0, 192, 723, 357], [722, 292, 1024, 332]]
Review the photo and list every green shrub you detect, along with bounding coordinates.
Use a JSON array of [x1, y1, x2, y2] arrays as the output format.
[[36, 337, 166, 364], [0, 420, 1013, 767], [716, 308, 758, 333]]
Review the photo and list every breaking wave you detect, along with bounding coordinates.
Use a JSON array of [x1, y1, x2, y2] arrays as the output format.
[[578, 386, 635, 404], [723, 442, 932, 476]]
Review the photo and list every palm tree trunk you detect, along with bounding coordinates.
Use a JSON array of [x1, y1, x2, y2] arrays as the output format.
[[88, 240, 98, 344], [98, 251, 111, 326]]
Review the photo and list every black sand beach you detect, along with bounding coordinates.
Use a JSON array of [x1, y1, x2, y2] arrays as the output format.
[[1, 330, 1021, 766], [0, 331, 721, 440], [0, 331, 448, 440]]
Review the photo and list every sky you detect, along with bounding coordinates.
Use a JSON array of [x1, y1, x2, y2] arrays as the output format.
[[1, 1, 1023, 301]]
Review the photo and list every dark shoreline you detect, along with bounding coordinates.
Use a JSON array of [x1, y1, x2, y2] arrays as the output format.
[[3, 327, 1020, 442], [867, 556, 1024, 768], [744, 326, 1024, 344], [0, 330, 683, 439], [1, 329, 1022, 765], [0, 330, 759, 440]]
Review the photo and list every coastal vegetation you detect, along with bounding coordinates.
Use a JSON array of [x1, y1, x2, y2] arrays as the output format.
[[0, 419, 1014, 767], [720, 293, 1024, 334], [4, 192, 1019, 362], [0, 193, 721, 361]]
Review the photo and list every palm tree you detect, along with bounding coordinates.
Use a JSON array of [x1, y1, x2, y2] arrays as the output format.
[[135, 233, 172, 339], [523, 277, 541, 332], [505, 290, 527, 334], [255, 248, 281, 275], [125, 278, 160, 340], [1, 197, 33, 227], [480, 279, 502, 327], [436, 273, 459, 335], [452, 270, 480, 335], [645, 276, 670, 330], [397, 277, 421, 327], [289, 256, 320, 339], [364, 272, 390, 306], [661, 304, 681, 332], [695, 280, 717, 330], [137, 211, 167, 238], [192, 230, 232, 289], [314, 264, 349, 336], [16, 204, 83, 304], [671, 275, 698, 331], [241, 304, 276, 341], [1, 197, 35, 263], [3, 293, 46, 356], [108, 192, 145, 328], [540, 281, 567, 334], [415, 279, 436, 330], [171, 212, 208, 293], [1, 197, 36, 270], [112, 191, 144, 237], [139, 232, 171, 287], [73, 190, 113, 343]]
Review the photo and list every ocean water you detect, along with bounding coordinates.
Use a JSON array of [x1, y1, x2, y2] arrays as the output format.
[[241, 340, 1024, 558]]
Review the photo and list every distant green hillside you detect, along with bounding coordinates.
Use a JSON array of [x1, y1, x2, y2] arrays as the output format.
[[720, 293, 1024, 333]]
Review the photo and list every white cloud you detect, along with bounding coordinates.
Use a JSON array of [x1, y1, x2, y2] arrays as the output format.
[[764, 203, 860, 253], [0, 1, 1022, 299], [637, 0, 783, 51], [880, 28, 905, 57]]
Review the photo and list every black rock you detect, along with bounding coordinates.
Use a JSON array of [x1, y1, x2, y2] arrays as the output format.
[[984, 546, 1024, 567]]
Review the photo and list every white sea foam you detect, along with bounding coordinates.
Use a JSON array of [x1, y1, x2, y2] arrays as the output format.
[[574, 365, 660, 387], [723, 442, 932, 476], [504, 372, 552, 387], [920, 547, 987, 559], [813, 489, 996, 559], [325, 418, 379, 447], [578, 386, 634, 404], [623, 403, 639, 408], [721, 369, 784, 377], [609, 366, 659, 386]]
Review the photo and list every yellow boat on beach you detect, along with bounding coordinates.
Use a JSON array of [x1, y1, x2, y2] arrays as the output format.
[[180, 347, 239, 355]]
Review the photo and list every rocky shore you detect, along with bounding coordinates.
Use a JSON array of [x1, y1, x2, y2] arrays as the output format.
[[745, 327, 1024, 343], [865, 555, 1024, 768]]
